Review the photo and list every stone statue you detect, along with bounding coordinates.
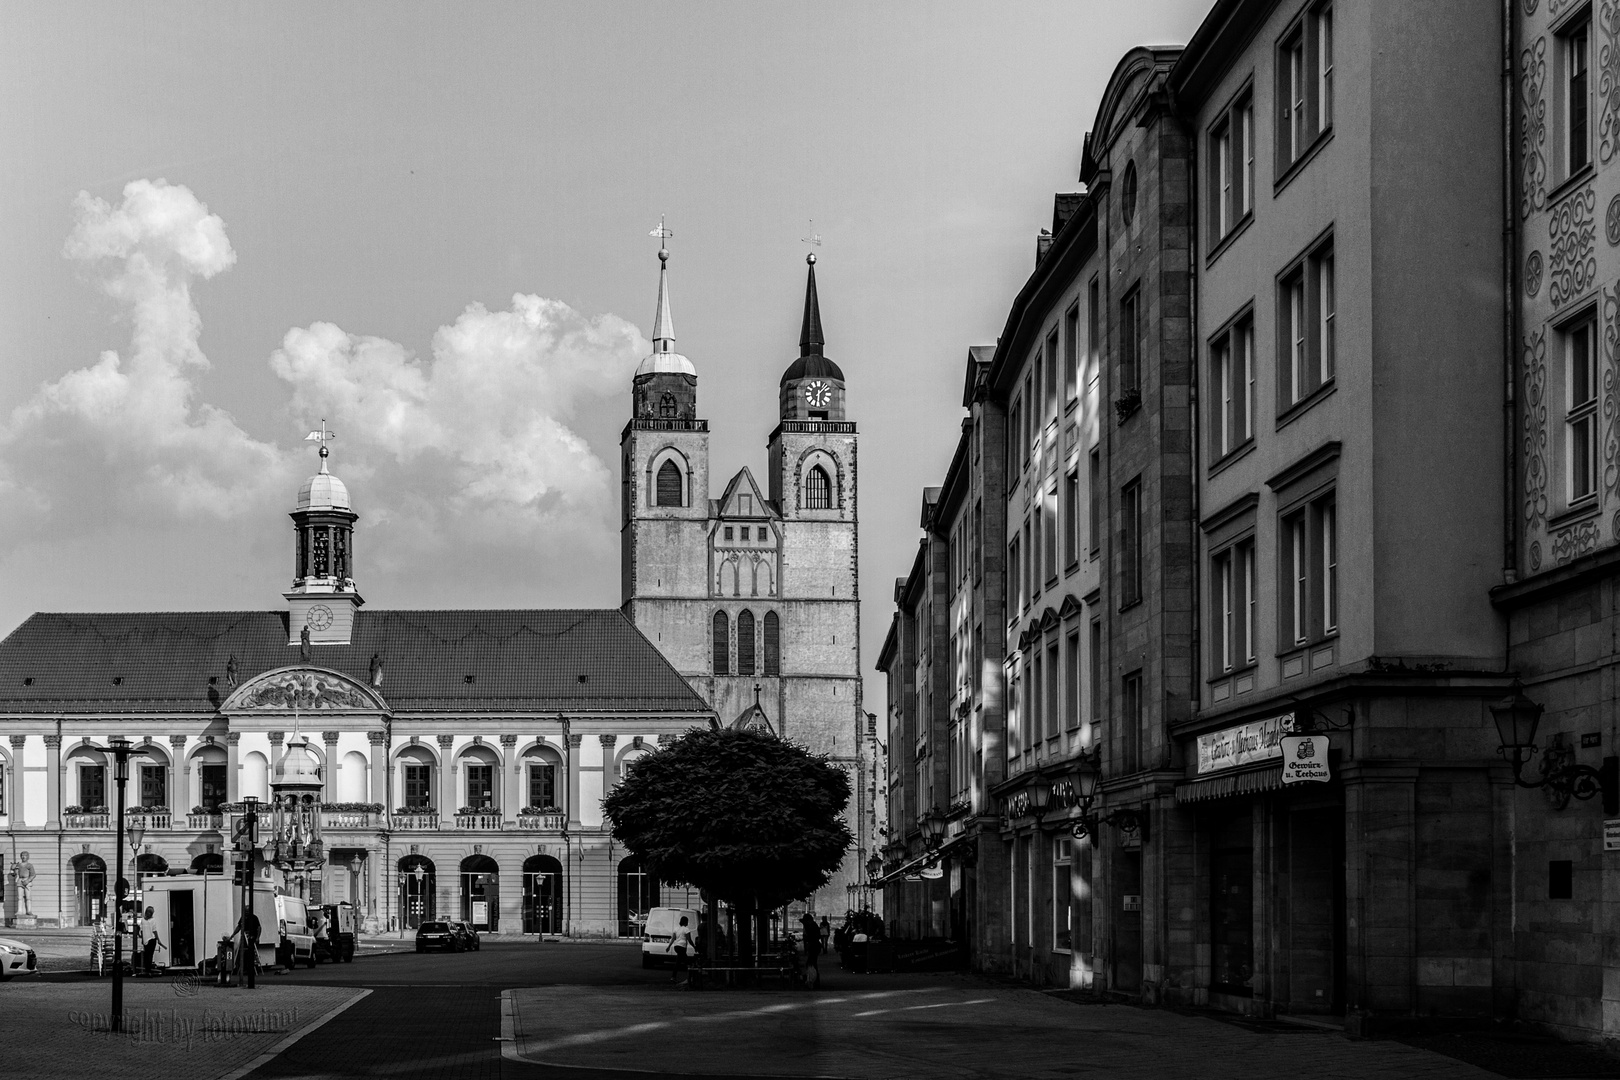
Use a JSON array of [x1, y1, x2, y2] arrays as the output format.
[[300, 624, 312, 663], [13, 852, 35, 916]]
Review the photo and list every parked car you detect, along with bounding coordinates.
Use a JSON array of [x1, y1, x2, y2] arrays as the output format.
[[315, 902, 358, 963], [0, 937, 38, 980], [449, 921, 481, 951], [415, 921, 462, 952], [640, 907, 700, 969]]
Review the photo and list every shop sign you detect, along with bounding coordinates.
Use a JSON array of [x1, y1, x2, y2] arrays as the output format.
[[1605, 820, 1620, 852], [1280, 734, 1331, 785], [919, 864, 944, 880], [472, 900, 488, 924], [1196, 714, 1289, 774]]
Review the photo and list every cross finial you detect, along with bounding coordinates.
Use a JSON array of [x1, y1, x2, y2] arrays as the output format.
[[754, 683, 762, 707], [650, 215, 674, 264], [304, 420, 336, 473], [802, 219, 822, 249]]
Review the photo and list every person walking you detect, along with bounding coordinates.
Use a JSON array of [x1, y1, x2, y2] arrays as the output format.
[[666, 914, 697, 988], [140, 906, 164, 974], [231, 907, 261, 989], [799, 912, 821, 990]]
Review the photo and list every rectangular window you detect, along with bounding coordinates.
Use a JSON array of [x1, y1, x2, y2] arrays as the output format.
[[1043, 483, 1058, 583], [1066, 630, 1081, 731], [1088, 450, 1101, 558], [528, 763, 557, 808], [1023, 519, 1033, 607], [1209, 316, 1255, 459], [1278, 238, 1335, 408], [1008, 535, 1022, 616], [1032, 503, 1044, 599], [200, 763, 227, 810], [1089, 619, 1103, 729], [1568, 317, 1599, 503], [1064, 304, 1080, 401], [973, 623, 984, 692], [1045, 327, 1060, 418], [1568, 20, 1591, 175], [140, 764, 167, 808], [1122, 670, 1143, 774], [1023, 373, 1035, 468], [973, 499, 983, 583], [1277, 4, 1333, 171], [1087, 279, 1101, 390], [1064, 469, 1080, 567], [1053, 837, 1073, 951], [1122, 479, 1143, 606], [1007, 677, 1020, 760], [404, 764, 431, 808], [80, 764, 106, 809], [465, 764, 493, 808], [1120, 289, 1141, 398], [1008, 397, 1023, 488], [1046, 640, 1060, 740], [1281, 493, 1338, 648], [1209, 92, 1255, 245], [1211, 538, 1257, 673], [1030, 651, 1043, 752]]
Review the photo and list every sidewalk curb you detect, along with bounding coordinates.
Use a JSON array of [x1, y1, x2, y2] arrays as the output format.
[[215, 988, 373, 1080]]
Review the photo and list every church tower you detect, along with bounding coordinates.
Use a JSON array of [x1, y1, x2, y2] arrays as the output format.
[[620, 243, 712, 673], [622, 245, 862, 913], [284, 428, 363, 645]]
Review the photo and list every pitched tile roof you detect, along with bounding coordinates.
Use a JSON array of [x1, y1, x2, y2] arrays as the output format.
[[0, 609, 711, 715]]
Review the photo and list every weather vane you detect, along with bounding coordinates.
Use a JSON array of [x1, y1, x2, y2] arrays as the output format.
[[802, 219, 822, 247], [650, 216, 673, 264], [304, 420, 336, 465]]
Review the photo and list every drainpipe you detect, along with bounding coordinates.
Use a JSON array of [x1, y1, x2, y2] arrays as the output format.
[[1503, 0, 1520, 588]]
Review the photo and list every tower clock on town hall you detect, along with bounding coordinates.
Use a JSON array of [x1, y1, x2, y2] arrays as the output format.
[[620, 244, 863, 910]]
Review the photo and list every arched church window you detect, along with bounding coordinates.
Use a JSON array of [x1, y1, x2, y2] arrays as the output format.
[[806, 465, 832, 510], [737, 610, 756, 675], [659, 393, 677, 419], [763, 611, 780, 675], [713, 611, 730, 675], [656, 459, 683, 507]]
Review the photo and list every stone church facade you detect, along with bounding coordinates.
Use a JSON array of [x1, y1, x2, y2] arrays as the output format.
[[620, 247, 865, 913]]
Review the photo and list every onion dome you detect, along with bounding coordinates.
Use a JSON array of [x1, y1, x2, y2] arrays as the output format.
[[272, 734, 324, 790]]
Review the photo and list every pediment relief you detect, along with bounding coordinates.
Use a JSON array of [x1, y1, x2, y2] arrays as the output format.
[[223, 666, 387, 713]]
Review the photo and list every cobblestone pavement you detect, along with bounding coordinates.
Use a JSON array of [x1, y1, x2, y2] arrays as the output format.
[[505, 981, 1501, 1080], [0, 979, 366, 1080]]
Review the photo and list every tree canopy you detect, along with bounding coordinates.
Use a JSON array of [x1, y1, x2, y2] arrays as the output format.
[[603, 727, 852, 909]]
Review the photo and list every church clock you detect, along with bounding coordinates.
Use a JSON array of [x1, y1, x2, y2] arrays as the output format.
[[803, 380, 832, 408], [306, 604, 335, 631]]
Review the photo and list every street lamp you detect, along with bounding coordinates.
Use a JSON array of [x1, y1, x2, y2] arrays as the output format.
[[349, 854, 364, 914], [1066, 747, 1148, 845], [1491, 683, 1619, 812], [80, 736, 150, 1033], [920, 809, 948, 851], [865, 853, 883, 882]]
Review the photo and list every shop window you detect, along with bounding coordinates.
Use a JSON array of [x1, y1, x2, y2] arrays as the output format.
[[1053, 837, 1073, 951], [1211, 811, 1255, 996]]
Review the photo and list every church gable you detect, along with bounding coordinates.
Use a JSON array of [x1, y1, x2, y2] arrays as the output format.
[[715, 468, 775, 521]]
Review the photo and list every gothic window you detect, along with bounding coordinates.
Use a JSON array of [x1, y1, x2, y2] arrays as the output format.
[[806, 465, 832, 510], [656, 459, 683, 507], [659, 393, 677, 419], [713, 611, 730, 675], [737, 610, 757, 675], [764, 611, 780, 675]]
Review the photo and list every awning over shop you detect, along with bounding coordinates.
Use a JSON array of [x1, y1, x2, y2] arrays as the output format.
[[1174, 765, 1285, 804], [873, 831, 972, 886]]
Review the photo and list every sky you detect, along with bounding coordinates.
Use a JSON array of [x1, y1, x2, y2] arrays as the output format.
[[0, 0, 1210, 707]]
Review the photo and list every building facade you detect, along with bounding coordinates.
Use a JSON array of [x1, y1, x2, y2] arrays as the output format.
[[620, 248, 868, 915], [0, 450, 715, 937]]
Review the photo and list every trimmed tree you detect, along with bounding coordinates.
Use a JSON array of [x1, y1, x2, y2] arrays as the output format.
[[603, 727, 852, 962]]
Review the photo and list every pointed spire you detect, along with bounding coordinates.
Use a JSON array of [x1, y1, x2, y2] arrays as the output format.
[[652, 248, 676, 353], [799, 253, 823, 357]]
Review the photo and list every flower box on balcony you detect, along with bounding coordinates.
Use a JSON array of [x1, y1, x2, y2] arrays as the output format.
[[185, 811, 225, 831], [516, 811, 566, 831], [390, 811, 439, 831], [64, 812, 111, 829], [453, 810, 503, 831]]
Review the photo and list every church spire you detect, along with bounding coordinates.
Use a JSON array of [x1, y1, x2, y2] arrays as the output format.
[[798, 253, 823, 357], [652, 247, 675, 353]]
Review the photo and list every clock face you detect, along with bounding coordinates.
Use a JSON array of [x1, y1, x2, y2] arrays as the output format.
[[803, 380, 832, 408], [307, 605, 335, 631]]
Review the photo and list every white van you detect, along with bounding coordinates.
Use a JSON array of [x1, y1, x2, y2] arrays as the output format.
[[272, 893, 316, 969], [640, 907, 700, 968]]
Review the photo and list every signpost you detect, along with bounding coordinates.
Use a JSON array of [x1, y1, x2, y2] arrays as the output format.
[[1280, 735, 1332, 785]]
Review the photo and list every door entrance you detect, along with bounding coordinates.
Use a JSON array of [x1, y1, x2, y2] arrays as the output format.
[[1112, 847, 1142, 995], [460, 854, 499, 932], [1211, 808, 1255, 997], [169, 889, 195, 968], [1285, 804, 1346, 1012], [523, 854, 563, 934], [397, 855, 436, 930], [73, 855, 107, 926]]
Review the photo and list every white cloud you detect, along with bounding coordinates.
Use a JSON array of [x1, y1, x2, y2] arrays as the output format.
[[1, 179, 290, 527], [1, 178, 648, 602]]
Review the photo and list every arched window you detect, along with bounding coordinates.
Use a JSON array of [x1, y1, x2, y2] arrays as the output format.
[[737, 609, 756, 675], [656, 459, 683, 507], [806, 465, 832, 509], [659, 393, 677, 418], [763, 611, 780, 675], [713, 611, 730, 675]]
